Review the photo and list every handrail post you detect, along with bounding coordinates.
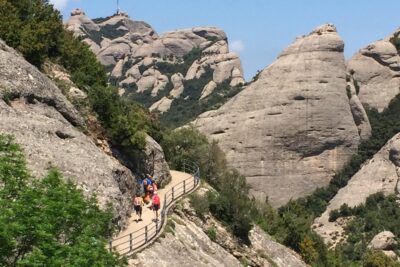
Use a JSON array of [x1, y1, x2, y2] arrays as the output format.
[[129, 233, 132, 251], [145, 225, 148, 243], [183, 180, 186, 194], [156, 218, 159, 233], [109, 241, 112, 252]]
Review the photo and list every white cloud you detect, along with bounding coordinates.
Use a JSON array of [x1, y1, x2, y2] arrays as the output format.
[[229, 40, 245, 54], [50, 0, 69, 10]]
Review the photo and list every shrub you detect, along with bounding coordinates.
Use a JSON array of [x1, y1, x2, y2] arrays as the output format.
[[206, 227, 217, 241], [0, 135, 126, 266], [363, 250, 400, 267], [189, 193, 210, 219]]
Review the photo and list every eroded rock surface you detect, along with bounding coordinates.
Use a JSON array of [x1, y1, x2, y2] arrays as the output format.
[[347, 29, 400, 112], [66, 9, 244, 114], [130, 194, 306, 267], [314, 133, 400, 246], [0, 40, 138, 227], [194, 24, 365, 207]]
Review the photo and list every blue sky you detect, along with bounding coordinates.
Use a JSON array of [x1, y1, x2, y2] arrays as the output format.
[[53, 0, 400, 80]]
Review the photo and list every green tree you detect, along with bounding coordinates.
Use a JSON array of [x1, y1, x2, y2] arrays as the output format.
[[0, 135, 126, 266], [363, 251, 400, 267], [0, 0, 63, 67]]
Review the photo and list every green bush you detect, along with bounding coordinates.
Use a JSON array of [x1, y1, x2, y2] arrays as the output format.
[[189, 193, 210, 219], [206, 227, 217, 241], [0, 0, 162, 154], [0, 135, 126, 266], [363, 250, 400, 267]]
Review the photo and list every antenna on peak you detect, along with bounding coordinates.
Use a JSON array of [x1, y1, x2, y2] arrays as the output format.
[[117, 0, 120, 14]]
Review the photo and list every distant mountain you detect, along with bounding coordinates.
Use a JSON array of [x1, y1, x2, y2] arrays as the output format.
[[193, 24, 371, 207], [348, 28, 400, 112], [66, 9, 245, 127]]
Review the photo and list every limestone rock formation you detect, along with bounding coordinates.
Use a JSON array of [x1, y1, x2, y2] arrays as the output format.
[[368, 231, 397, 251], [249, 226, 307, 267], [347, 29, 400, 112], [65, 10, 245, 120], [314, 133, 400, 245], [194, 24, 367, 207], [130, 195, 306, 267], [0, 40, 137, 227]]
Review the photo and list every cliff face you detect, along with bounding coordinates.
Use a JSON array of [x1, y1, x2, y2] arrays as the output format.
[[0, 39, 170, 228], [130, 197, 306, 267], [194, 24, 369, 207], [314, 133, 400, 246], [66, 9, 245, 126], [347, 29, 400, 112]]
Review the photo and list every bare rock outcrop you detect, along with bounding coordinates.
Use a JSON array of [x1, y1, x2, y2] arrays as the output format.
[[314, 133, 400, 245], [249, 226, 307, 267], [368, 231, 397, 251], [347, 29, 400, 112], [0, 40, 139, 227], [194, 24, 365, 207], [130, 194, 306, 267], [65, 10, 245, 114]]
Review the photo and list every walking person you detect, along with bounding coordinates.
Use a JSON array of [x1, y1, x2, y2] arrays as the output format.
[[152, 191, 160, 221], [133, 194, 143, 222]]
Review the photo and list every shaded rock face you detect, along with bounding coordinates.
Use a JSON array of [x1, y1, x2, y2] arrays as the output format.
[[347, 30, 400, 112], [66, 9, 245, 114], [194, 24, 365, 207], [249, 226, 307, 267], [314, 133, 400, 246], [0, 40, 139, 228], [130, 195, 306, 267]]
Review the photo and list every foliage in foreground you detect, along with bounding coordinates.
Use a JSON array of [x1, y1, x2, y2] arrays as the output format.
[[0, 135, 126, 266]]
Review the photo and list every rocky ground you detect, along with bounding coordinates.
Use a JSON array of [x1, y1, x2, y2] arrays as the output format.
[[130, 192, 306, 267], [0, 39, 170, 228]]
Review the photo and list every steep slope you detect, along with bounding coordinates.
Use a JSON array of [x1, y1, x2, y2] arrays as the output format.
[[130, 197, 306, 267], [194, 24, 369, 207], [0, 39, 168, 227], [314, 133, 400, 246], [347, 28, 400, 112], [66, 9, 245, 127]]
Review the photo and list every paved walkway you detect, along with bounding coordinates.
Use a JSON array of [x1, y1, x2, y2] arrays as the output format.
[[111, 170, 193, 254]]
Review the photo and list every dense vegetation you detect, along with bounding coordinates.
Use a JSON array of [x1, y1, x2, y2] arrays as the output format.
[[124, 47, 244, 128], [0, 0, 160, 151], [0, 135, 126, 266], [162, 120, 400, 266], [332, 193, 400, 264], [160, 75, 243, 128]]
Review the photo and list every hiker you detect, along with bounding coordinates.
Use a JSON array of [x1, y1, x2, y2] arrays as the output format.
[[152, 191, 160, 221], [151, 179, 158, 192], [147, 183, 154, 196], [133, 194, 144, 222]]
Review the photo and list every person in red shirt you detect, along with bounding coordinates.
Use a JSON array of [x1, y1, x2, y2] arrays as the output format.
[[152, 191, 160, 221]]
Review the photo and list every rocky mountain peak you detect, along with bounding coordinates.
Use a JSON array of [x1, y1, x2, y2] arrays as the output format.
[[65, 11, 245, 126], [311, 23, 337, 35], [194, 24, 370, 207], [347, 28, 400, 111]]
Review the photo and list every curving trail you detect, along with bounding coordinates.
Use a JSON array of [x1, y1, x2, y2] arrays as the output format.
[[111, 170, 195, 255]]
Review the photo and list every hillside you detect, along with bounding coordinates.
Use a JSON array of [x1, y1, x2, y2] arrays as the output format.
[[66, 9, 245, 127], [194, 24, 371, 207]]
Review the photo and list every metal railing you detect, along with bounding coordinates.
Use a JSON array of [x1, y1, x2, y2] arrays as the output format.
[[109, 160, 200, 255]]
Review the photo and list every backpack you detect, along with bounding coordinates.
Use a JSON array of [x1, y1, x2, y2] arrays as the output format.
[[153, 195, 160, 205]]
